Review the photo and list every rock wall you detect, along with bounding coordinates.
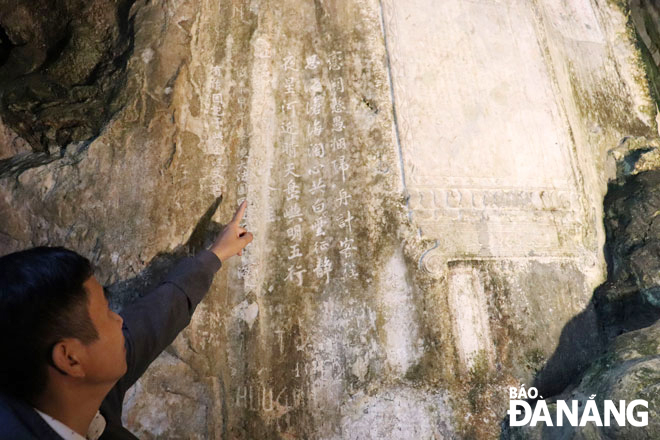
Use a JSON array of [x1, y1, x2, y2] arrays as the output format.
[[504, 138, 660, 439], [0, 0, 658, 439]]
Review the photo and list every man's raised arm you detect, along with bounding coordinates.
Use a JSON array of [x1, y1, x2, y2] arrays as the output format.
[[112, 200, 252, 396]]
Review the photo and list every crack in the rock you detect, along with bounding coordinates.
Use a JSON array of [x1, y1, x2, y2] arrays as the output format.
[[0, 152, 57, 179]]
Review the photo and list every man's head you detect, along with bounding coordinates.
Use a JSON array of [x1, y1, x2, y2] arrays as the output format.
[[0, 246, 127, 403]]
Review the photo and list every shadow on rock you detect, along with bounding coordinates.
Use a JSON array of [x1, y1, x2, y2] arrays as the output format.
[[106, 195, 224, 312], [501, 159, 660, 439], [534, 167, 660, 396]]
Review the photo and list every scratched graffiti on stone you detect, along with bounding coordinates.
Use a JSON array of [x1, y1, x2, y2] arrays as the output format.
[[0, 0, 655, 439], [118, 0, 655, 438]]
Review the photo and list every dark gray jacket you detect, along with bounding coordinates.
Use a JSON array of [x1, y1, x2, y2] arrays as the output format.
[[0, 250, 222, 439]]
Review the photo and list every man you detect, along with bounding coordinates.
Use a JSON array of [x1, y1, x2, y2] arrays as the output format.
[[0, 200, 253, 439]]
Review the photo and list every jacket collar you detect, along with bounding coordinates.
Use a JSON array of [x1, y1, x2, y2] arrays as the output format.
[[0, 392, 64, 440]]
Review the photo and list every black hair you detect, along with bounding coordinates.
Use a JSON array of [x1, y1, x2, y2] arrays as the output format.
[[0, 246, 99, 402]]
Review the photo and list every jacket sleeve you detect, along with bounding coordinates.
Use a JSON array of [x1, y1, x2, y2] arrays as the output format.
[[114, 249, 222, 396]]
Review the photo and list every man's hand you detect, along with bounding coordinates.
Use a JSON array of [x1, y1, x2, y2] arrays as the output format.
[[209, 200, 253, 263]]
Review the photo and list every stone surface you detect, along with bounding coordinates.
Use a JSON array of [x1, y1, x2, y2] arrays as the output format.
[[382, 0, 656, 436], [0, 0, 659, 439], [0, 0, 135, 153], [502, 136, 660, 438], [505, 317, 660, 440]]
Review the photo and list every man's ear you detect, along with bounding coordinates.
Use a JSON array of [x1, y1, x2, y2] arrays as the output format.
[[50, 339, 86, 378]]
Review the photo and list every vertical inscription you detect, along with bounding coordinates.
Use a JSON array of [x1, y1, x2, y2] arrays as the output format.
[[205, 65, 227, 197]]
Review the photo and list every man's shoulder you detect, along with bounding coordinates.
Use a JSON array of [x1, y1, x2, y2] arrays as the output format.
[[0, 393, 35, 439], [0, 393, 60, 440]]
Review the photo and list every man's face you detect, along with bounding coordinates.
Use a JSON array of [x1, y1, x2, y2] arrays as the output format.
[[80, 276, 127, 384]]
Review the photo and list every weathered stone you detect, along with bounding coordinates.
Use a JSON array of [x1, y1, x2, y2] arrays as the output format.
[[501, 142, 660, 439], [0, 0, 135, 153], [505, 320, 660, 440], [1, 0, 660, 439]]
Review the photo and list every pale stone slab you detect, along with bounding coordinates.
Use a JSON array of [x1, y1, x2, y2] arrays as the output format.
[[382, 0, 588, 264], [446, 262, 495, 370], [2, 0, 652, 438], [379, 1, 655, 409]]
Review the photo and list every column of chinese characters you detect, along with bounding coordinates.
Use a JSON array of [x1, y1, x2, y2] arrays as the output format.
[[236, 67, 251, 207], [280, 54, 307, 288], [234, 66, 256, 286], [207, 65, 226, 197], [304, 53, 333, 286], [327, 51, 357, 281]]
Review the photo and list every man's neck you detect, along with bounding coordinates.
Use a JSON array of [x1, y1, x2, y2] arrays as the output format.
[[31, 380, 114, 437]]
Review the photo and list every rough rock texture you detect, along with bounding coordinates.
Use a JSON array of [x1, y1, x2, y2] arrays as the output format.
[[382, 0, 657, 437], [503, 142, 660, 439], [0, 0, 135, 161], [598, 158, 660, 339], [0, 0, 135, 154], [0, 0, 659, 439], [501, 0, 660, 437], [504, 319, 660, 440]]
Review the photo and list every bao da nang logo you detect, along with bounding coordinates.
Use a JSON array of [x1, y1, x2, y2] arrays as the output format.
[[508, 386, 649, 427]]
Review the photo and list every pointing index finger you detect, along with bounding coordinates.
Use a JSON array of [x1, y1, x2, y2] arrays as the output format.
[[232, 200, 248, 224]]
